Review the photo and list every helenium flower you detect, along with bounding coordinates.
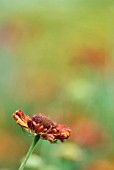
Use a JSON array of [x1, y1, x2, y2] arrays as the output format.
[[13, 110, 71, 143]]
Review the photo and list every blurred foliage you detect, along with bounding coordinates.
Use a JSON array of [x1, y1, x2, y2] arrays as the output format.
[[0, 0, 114, 170]]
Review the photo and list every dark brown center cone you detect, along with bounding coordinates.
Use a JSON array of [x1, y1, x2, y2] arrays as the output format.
[[32, 114, 55, 129]]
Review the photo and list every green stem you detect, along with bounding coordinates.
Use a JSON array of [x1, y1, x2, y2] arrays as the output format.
[[18, 135, 40, 170]]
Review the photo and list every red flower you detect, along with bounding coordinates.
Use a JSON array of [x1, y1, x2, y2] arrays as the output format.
[[13, 110, 71, 143]]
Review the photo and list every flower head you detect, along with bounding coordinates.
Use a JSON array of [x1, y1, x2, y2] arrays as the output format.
[[13, 110, 71, 143]]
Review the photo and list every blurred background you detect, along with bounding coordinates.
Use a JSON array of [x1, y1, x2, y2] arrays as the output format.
[[0, 0, 114, 169]]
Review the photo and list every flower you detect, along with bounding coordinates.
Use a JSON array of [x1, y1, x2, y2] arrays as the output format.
[[13, 110, 71, 143]]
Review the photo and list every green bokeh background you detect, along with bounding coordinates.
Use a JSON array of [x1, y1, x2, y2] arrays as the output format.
[[0, 1, 114, 170]]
